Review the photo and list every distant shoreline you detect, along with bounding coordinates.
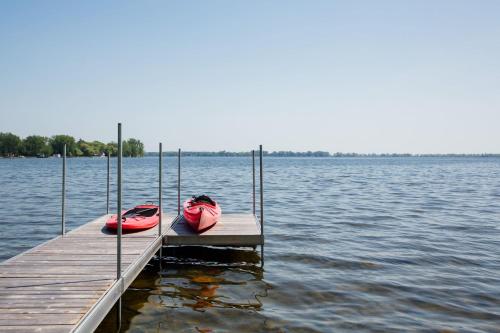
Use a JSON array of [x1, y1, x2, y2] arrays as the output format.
[[144, 152, 500, 158], [2, 153, 500, 159], [0, 132, 145, 158], [2, 151, 499, 159]]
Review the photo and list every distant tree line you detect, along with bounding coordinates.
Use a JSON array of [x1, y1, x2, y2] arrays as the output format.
[[145, 150, 500, 158], [145, 150, 332, 157], [0, 132, 144, 157], [331, 152, 500, 157], [269, 151, 330, 157]]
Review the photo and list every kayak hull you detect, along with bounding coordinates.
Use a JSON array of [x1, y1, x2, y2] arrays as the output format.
[[106, 204, 160, 232], [183, 198, 221, 233]]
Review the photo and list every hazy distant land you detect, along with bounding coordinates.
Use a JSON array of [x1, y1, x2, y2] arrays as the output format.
[[145, 151, 500, 158]]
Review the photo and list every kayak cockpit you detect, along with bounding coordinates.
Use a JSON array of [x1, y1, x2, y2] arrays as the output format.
[[105, 204, 160, 232], [124, 207, 158, 218]]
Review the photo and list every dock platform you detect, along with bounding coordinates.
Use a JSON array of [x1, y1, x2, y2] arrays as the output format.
[[0, 212, 263, 333], [0, 214, 173, 333], [165, 213, 263, 246]]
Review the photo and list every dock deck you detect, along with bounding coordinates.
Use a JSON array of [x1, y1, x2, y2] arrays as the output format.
[[0, 212, 262, 332], [0, 214, 173, 333], [165, 213, 263, 246]]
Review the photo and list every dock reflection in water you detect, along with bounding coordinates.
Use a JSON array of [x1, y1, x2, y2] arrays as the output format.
[[96, 246, 267, 333]]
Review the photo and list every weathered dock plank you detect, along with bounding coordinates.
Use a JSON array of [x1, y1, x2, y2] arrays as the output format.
[[0, 213, 174, 333], [0, 313, 83, 325], [0, 325, 73, 333]]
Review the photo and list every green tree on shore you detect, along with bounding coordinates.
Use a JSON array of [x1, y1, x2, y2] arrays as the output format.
[[114, 139, 145, 157], [50, 135, 76, 156], [0, 132, 145, 157], [22, 135, 53, 157], [106, 142, 118, 156], [0, 132, 21, 157], [75, 139, 110, 157], [125, 138, 144, 157]]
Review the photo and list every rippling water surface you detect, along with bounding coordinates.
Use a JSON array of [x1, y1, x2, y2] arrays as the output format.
[[1, 156, 500, 332]]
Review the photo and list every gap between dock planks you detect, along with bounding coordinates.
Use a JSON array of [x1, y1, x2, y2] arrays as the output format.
[[0, 213, 173, 333]]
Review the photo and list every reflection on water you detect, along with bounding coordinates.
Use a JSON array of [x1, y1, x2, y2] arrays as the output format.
[[96, 246, 268, 333]]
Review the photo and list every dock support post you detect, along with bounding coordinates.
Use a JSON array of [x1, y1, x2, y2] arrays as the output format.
[[61, 144, 66, 235], [259, 145, 264, 265], [252, 150, 255, 215], [116, 123, 123, 329], [117, 123, 122, 280], [177, 148, 181, 216], [158, 143, 162, 237], [259, 145, 263, 237], [106, 151, 110, 215]]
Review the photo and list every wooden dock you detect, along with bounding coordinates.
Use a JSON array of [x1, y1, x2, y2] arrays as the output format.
[[0, 212, 262, 332], [0, 214, 173, 333]]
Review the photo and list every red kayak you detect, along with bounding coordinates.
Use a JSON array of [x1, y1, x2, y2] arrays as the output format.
[[183, 195, 221, 233], [106, 204, 160, 232]]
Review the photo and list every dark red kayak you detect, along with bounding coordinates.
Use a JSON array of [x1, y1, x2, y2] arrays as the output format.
[[183, 195, 221, 233], [106, 204, 159, 232]]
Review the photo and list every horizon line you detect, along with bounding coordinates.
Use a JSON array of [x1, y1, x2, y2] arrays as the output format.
[[144, 151, 500, 157]]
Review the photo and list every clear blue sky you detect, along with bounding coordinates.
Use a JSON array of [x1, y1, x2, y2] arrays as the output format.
[[1, 1, 499, 153]]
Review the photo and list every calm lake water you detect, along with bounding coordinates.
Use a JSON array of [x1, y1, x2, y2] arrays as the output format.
[[1, 156, 500, 332]]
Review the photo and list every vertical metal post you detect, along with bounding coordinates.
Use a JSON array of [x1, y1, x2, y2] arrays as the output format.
[[259, 145, 263, 238], [158, 143, 162, 236], [106, 151, 110, 214], [61, 144, 66, 235], [116, 300, 122, 331], [252, 150, 255, 215], [117, 123, 122, 280], [177, 148, 181, 215]]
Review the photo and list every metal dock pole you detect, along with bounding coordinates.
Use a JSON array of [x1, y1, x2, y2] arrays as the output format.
[[61, 144, 66, 236], [177, 148, 181, 216], [259, 145, 263, 238], [252, 150, 255, 215], [259, 145, 264, 265], [106, 151, 110, 214], [116, 123, 123, 327], [117, 124, 122, 279], [158, 143, 162, 236]]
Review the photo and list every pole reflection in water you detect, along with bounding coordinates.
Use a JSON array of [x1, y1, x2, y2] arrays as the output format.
[[96, 246, 267, 333]]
